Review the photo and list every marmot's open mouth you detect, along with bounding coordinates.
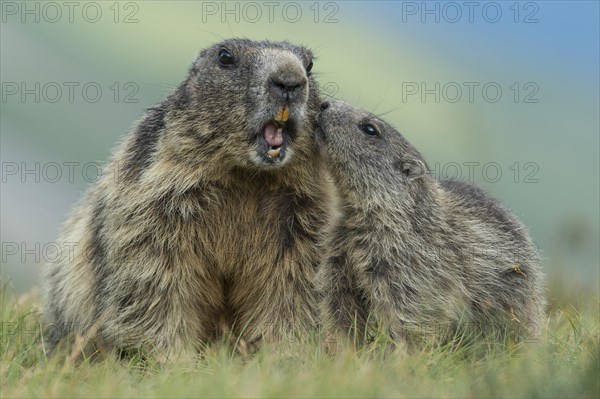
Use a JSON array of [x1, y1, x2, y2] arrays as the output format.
[[261, 106, 289, 160], [263, 123, 284, 158]]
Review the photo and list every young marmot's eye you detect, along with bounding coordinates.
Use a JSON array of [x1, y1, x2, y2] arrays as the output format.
[[218, 48, 234, 66], [361, 123, 379, 136], [306, 60, 314, 73]]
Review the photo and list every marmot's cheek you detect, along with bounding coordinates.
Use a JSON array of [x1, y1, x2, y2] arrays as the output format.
[[314, 127, 327, 143]]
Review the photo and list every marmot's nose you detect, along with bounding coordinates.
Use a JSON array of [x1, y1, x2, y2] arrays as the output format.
[[270, 72, 306, 102], [320, 101, 330, 111]]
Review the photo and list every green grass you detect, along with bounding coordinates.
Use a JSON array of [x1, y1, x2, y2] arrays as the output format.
[[1, 279, 598, 399]]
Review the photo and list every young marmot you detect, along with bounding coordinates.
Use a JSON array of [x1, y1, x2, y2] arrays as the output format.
[[316, 100, 546, 346]]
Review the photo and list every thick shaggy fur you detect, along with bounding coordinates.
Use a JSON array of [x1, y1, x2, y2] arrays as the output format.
[[316, 100, 546, 345], [42, 39, 336, 359]]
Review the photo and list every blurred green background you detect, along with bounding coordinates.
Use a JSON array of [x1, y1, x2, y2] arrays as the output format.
[[1, 1, 598, 294]]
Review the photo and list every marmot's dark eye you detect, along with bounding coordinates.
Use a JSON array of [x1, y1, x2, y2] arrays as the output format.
[[306, 60, 313, 73], [218, 48, 234, 66], [361, 123, 379, 136]]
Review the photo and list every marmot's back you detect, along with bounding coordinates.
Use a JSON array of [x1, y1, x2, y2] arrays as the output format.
[[439, 178, 545, 336], [440, 179, 533, 245]]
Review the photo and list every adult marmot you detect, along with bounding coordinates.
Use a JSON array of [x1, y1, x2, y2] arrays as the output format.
[[42, 39, 336, 359]]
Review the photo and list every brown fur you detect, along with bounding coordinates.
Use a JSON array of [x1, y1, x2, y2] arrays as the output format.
[[41, 39, 337, 360], [315, 100, 546, 346]]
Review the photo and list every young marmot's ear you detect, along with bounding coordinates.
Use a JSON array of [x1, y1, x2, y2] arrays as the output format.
[[395, 158, 428, 181]]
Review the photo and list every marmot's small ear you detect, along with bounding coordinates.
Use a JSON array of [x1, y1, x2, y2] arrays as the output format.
[[395, 159, 427, 181]]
